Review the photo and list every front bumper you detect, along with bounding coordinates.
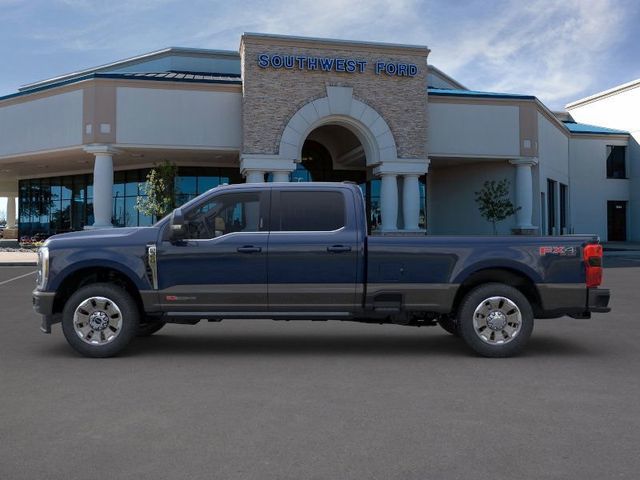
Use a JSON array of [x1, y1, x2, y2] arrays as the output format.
[[588, 288, 611, 313], [32, 289, 59, 334]]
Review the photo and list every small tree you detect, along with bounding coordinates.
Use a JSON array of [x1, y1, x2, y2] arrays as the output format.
[[136, 161, 178, 220], [474, 179, 520, 235]]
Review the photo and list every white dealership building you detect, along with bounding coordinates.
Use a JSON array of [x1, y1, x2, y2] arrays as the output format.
[[0, 33, 636, 241]]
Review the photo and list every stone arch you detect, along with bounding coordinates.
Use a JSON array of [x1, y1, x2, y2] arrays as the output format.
[[278, 86, 398, 166]]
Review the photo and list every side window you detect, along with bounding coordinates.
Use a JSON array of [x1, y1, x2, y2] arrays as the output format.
[[279, 191, 345, 231], [184, 192, 262, 239]]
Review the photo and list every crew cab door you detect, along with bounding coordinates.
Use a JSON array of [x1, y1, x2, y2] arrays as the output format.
[[267, 187, 360, 313], [155, 188, 270, 312]]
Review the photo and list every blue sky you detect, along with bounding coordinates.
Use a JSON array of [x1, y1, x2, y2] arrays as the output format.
[[1, 0, 640, 217], [1, 0, 639, 109]]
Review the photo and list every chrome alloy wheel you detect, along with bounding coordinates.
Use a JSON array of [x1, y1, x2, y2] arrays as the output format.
[[472, 296, 522, 345], [73, 296, 123, 346]]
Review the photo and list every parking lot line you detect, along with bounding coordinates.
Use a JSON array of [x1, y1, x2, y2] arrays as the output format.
[[0, 270, 36, 287]]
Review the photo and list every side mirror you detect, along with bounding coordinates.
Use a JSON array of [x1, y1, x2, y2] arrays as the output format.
[[169, 208, 187, 243]]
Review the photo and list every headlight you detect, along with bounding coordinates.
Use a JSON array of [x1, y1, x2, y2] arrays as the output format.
[[36, 246, 49, 290]]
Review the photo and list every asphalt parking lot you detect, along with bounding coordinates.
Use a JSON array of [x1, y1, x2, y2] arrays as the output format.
[[1, 258, 639, 480]]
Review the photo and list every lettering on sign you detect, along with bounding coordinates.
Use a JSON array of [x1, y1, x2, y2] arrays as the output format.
[[257, 54, 418, 77]]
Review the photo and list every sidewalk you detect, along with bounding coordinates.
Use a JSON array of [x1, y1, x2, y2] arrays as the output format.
[[602, 242, 640, 252], [0, 251, 38, 266]]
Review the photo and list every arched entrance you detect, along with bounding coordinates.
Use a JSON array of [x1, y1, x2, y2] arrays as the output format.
[[241, 86, 429, 232]]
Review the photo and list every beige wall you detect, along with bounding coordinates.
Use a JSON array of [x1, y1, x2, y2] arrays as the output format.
[[0, 90, 83, 157], [240, 35, 428, 159], [116, 87, 242, 149], [427, 102, 520, 157]]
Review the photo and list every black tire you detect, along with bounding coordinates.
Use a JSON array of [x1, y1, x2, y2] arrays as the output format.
[[438, 316, 459, 336], [137, 320, 166, 337], [61, 283, 140, 358], [457, 283, 534, 357]]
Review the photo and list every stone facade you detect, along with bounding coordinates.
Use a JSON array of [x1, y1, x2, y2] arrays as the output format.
[[240, 34, 429, 161]]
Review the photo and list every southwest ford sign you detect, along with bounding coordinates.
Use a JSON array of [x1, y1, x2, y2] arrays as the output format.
[[257, 54, 418, 77]]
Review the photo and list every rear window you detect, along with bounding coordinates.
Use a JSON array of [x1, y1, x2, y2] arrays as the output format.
[[279, 191, 345, 231]]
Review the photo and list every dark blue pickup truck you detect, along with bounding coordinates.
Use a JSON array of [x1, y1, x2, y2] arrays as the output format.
[[33, 182, 610, 358]]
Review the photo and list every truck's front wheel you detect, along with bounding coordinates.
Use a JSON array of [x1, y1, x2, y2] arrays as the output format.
[[61, 283, 140, 358], [457, 283, 534, 357]]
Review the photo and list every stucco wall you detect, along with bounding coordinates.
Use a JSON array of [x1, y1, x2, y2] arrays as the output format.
[[0, 90, 83, 157], [427, 102, 520, 157], [240, 36, 428, 159], [568, 87, 640, 240], [429, 161, 517, 235], [569, 137, 629, 240], [116, 87, 242, 148], [537, 113, 570, 233]]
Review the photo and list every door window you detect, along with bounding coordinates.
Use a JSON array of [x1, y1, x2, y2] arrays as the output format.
[[278, 191, 345, 231], [184, 192, 263, 239]]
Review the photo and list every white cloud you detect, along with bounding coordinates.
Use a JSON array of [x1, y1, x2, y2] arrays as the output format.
[[427, 0, 630, 107], [3, 0, 635, 109]]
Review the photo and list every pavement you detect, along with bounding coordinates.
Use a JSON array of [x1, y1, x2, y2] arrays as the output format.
[[0, 251, 38, 266], [1, 260, 640, 480]]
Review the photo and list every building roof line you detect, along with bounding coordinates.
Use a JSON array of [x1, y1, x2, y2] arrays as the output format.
[[241, 32, 430, 55], [19, 47, 240, 92], [566, 78, 640, 109], [427, 65, 467, 90], [1, 72, 241, 103]]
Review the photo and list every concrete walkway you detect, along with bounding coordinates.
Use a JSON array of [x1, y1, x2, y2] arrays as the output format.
[[0, 251, 38, 266]]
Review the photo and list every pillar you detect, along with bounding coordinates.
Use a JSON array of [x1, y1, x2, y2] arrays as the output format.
[[379, 174, 399, 232], [241, 154, 295, 184], [402, 175, 421, 231], [244, 170, 265, 183], [509, 158, 538, 233], [84, 145, 119, 229], [271, 171, 290, 182], [6, 195, 16, 229]]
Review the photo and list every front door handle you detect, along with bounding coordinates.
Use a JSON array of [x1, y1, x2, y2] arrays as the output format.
[[237, 245, 262, 253], [327, 245, 352, 253]]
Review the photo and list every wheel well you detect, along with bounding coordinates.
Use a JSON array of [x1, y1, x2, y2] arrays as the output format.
[[52, 267, 143, 315], [452, 268, 542, 316]]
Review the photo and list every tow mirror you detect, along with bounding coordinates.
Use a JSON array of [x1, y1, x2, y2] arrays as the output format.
[[169, 208, 186, 243]]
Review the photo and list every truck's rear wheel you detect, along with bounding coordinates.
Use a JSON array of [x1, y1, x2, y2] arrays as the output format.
[[457, 283, 533, 357], [61, 283, 139, 358]]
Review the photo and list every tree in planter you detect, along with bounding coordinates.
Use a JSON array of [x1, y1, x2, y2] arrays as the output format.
[[474, 179, 520, 235], [135, 161, 178, 221]]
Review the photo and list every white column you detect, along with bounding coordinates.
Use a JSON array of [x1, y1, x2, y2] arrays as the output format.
[[84, 145, 119, 229], [509, 158, 538, 230], [271, 171, 290, 182], [380, 174, 399, 232], [402, 174, 420, 231], [6, 195, 16, 229], [244, 170, 265, 183]]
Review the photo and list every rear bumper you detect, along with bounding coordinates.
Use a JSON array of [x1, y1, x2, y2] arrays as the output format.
[[587, 288, 611, 313]]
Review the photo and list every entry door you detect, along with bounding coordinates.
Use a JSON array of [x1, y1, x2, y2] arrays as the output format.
[[267, 188, 360, 312], [607, 201, 627, 241], [156, 190, 270, 312]]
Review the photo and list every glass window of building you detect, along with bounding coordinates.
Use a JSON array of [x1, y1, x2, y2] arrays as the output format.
[[606, 146, 626, 179]]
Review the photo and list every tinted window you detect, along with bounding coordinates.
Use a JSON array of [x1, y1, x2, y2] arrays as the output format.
[[279, 191, 345, 231], [606, 146, 626, 179], [185, 192, 262, 239]]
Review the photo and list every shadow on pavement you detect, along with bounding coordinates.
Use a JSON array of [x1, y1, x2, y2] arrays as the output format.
[[41, 330, 597, 359]]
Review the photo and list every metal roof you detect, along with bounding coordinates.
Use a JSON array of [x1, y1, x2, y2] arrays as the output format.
[[0, 72, 242, 103], [428, 87, 535, 100], [562, 121, 629, 135]]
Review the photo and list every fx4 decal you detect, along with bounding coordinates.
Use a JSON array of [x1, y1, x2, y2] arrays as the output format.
[[539, 246, 578, 256]]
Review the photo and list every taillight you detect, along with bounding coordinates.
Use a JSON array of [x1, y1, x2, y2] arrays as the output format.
[[583, 244, 603, 288]]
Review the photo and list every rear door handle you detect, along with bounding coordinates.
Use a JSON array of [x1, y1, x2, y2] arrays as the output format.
[[327, 245, 352, 253], [237, 246, 262, 253]]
